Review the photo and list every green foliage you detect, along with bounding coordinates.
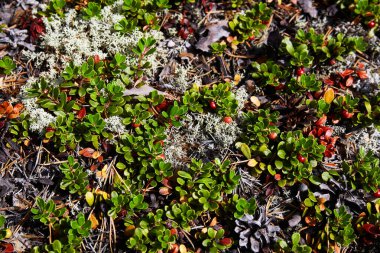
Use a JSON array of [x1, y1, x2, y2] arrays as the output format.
[[275, 233, 312, 253], [31, 198, 66, 225], [126, 209, 175, 252], [228, 2, 272, 42], [210, 42, 227, 55], [355, 94, 380, 130], [82, 2, 102, 19], [197, 227, 232, 252], [232, 194, 257, 219], [325, 206, 356, 248], [288, 74, 322, 93], [165, 202, 197, 231], [251, 61, 289, 87], [239, 109, 280, 158], [59, 156, 89, 195], [183, 83, 239, 116], [31, 240, 77, 253], [281, 37, 314, 67], [341, 148, 380, 193], [175, 159, 240, 212], [295, 29, 367, 62], [0, 215, 8, 240], [0, 56, 16, 75], [271, 131, 325, 186]]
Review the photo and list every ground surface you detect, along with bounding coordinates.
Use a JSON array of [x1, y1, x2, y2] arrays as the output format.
[[0, 0, 380, 253]]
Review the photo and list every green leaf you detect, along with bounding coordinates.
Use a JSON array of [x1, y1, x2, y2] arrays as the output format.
[[275, 160, 283, 169], [240, 143, 251, 159], [178, 171, 192, 180], [277, 150, 286, 159]]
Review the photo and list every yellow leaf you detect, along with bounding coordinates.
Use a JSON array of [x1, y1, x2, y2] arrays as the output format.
[[250, 96, 261, 107], [89, 213, 99, 230], [85, 192, 95, 207], [124, 225, 135, 237], [247, 159, 258, 167], [179, 244, 187, 253], [324, 88, 335, 104]]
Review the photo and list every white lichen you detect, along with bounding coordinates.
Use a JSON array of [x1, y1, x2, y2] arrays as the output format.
[[28, 108, 56, 133], [104, 116, 128, 135]]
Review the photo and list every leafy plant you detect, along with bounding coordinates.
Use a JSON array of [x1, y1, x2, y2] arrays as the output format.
[[228, 3, 272, 43], [275, 233, 312, 253], [59, 156, 89, 195], [197, 227, 232, 253], [0, 56, 16, 75], [31, 198, 66, 225], [341, 147, 380, 193], [165, 202, 197, 232], [281, 37, 314, 67], [287, 74, 322, 93], [251, 61, 289, 87]]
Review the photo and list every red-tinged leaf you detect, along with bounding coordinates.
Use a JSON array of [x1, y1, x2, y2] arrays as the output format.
[[159, 187, 171, 195], [346, 76, 354, 87], [219, 238, 233, 246], [357, 70, 368, 79], [0, 121, 5, 129], [12, 103, 24, 114], [161, 178, 172, 189], [97, 155, 104, 163], [323, 78, 335, 85], [1, 243, 14, 253], [339, 69, 354, 78], [7, 113, 20, 119], [0, 101, 12, 115], [325, 129, 333, 138], [77, 107, 86, 119], [317, 128, 324, 137], [357, 62, 365, 69], [79, 147, 95, 158]]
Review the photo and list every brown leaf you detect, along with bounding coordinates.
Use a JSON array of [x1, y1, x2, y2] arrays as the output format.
[[159, 187, 171, 195], [89, 213, 99, 229], [323, 88, 335, 104], [209, 217, 218, 227], [323, 78, 334, 85], [305, 216, 317, 226], [79, 148, 95, 158], [12, 103, 23, 114], [0, 101, 12, 115], [195, 20, 230, 52], [92, 151, 101, 159]]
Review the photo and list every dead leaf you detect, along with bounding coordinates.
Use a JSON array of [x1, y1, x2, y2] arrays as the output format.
[[210, 217, 218, 226], [123, 85, 167, 97], [89, 213, 99, 229], [316, 114, 327, 126], [92, 151, 101, 159], [247, 159, 258, 167], [250, 96, 261, 107], [339, 69, 354, 78], [79, 148, 95, 158], [323, 88, 335, 104], [196, 20, 230, 52]]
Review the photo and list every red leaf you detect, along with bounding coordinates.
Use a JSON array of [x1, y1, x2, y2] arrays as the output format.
[[339, 69, 354, 78], [1, 243, 14, 253], [323, 78, 335, 85], [325, 129, 333, 138], [357, 70, 368, 79], [345, 76, 354, 87], [77, 107, 86, 119], [79, 148, 95, 158], [315, 115, 327, 126], [357, 62, 365, 69]]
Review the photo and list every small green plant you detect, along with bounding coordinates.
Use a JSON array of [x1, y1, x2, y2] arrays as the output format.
[[341, 148, 380, 193], [197, 227, 233, 253], [165, 202, 197, 232], [183, 82, 239, 116], [288, 74, 322, 93], [323, 206, 356, 251], [210, 42, 227, 55], [0, 56, 16, 75], [59, 156, 89, 195], [31, 198, 66, 225], [82, 2, 102, 19], [251, 61, 289, 87], [31, 240, 76, 253], [275, 232, 312, 253], [232, 194, 257, 219], [228, 2, 272, 43], [0, 215, 11, 240], [281, 37, 314, 68], [333, 94, 360, 121]]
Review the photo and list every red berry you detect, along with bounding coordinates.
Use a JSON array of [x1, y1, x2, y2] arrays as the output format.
[[341, 109, 354, 119], [297, 153, 306, 163], [170, 228, 178, 236], [248, 34, 255, 41], [156, 154, 165, 160], [268, 132, 277, 140], [223, 116, 232, 124], [329, 58, 336, 66], [368, 20, 376, 29], [274, 174, 281, 181], [374, 189, 380, 198], [209, 100, 217, 110], [296, 67, 305, 76], [132, 123, 141, 128]]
